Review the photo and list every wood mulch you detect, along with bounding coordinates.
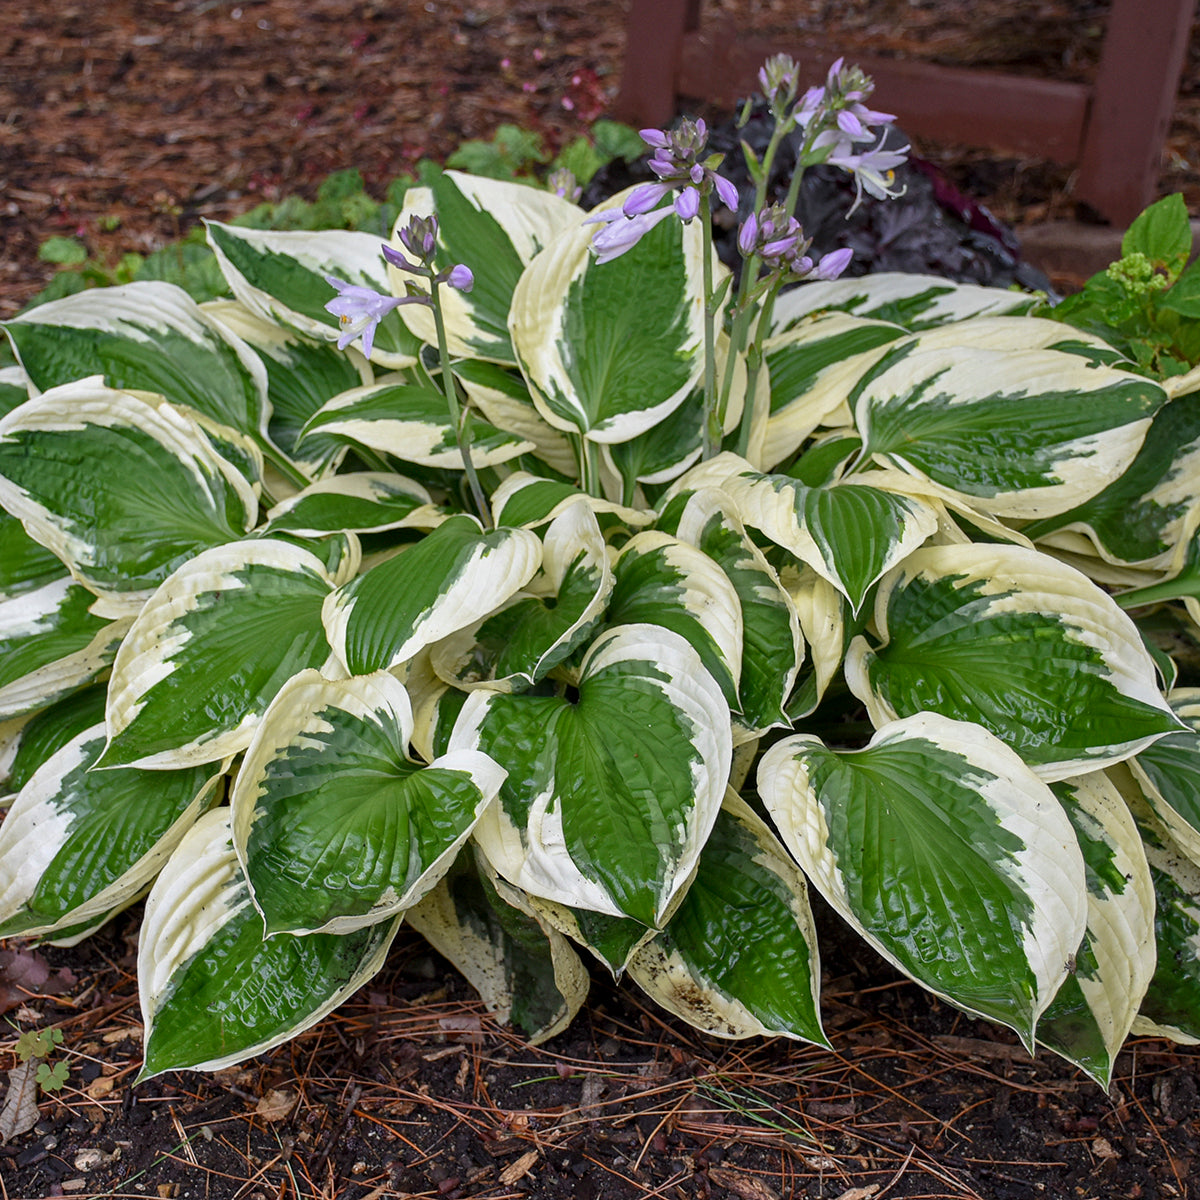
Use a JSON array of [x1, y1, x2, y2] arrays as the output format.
[[2, 3, 1200, 1198]]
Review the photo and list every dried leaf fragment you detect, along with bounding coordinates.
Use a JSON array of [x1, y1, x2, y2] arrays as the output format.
[[834, 1187, 880, 1200], [0, 1059, 40, 1143], [499, 1149, 539, 1185], [255, 1087, 297, 1122], [708, 1167, 781, 1200]]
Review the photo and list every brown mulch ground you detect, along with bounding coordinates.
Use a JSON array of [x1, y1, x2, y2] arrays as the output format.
[[3, 3, 1200, 1198]]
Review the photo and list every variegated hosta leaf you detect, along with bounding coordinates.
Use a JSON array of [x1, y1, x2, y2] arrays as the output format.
[[1116, 783, 1200, 1045], [264, 472, 442, 537], [606, 529, 743, 708], [0, 577, 132, 720], [138, 808, 400, 1078], [489, 470, 651, 532], [720, 467, 938, 615], [783, 431, 862, 488], [393, 169, 584, 364], [509, 191, 713, 444], [324, 514, 542, 675], [101, 539, 339, 770], [758, 713, 1087, 1046], [430, 500, 613, 691], [674, 488, 801, 732], [847, 544, 1180, 781], [606, 334, 749, 489], [202, 298, 368, 478], [0, 365, 28, 416], [406, 847, 589, 1044], [2, 280, 270, 440], [204, 221, 421, 368], [761, 313, 906, 469], [0, 722, 219, 939], [451, 624, 732, 927], [781, 565, 844, 720], [1024, 395, 1200, 571], [1036, 772, 1155, 1087], [300, 380, 533, 468], [1128, 688, 1200, 868], [855, 343, 1164, 520], [770, 271, 1036, 336], [0, 511, 64, 601], [232, 669, 504, 935], [628, 791, 828, 1043], [0, 381, 258, 607], [453, 359, 578, 477], [1, 685, 107, 801], [517, 891, 654, 976]]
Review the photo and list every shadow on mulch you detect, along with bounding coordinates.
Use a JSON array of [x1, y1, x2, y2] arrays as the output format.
[[2, 895, 1197, 1200]]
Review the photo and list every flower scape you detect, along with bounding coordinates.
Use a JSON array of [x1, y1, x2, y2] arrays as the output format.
[[1, 55, 1200, 1099]]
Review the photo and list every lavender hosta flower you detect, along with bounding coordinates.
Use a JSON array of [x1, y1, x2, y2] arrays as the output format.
[[383, 238, 474, 292], [398, 213, 439, 265], [584, 206, 675, 264], [813, 247, 853, 280], [324, 277, 404, 358], [828, 138, 910, 212], [443, 263, 474, 292]]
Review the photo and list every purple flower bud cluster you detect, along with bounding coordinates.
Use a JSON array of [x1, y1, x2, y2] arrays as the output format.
[[547, 168, 583, 203], [798, 58, 910, 213], [323, 214, 473, 359], [586, 117, 739, 263], [737, 204, 853, 283]]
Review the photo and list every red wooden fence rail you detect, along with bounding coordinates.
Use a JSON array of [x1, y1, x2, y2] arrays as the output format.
[[611, 0, 1196, 227]]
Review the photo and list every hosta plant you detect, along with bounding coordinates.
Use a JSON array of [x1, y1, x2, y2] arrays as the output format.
[[2, 59, 1200, 1092]]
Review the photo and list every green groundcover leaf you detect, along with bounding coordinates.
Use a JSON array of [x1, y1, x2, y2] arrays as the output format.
[[758, 713, 1087, 1047], [139, 809, 400, 1078], [324, 514, 542, 674]]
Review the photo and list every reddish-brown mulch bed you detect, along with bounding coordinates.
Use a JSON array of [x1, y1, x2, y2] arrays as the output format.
[[3, 4, 1200, 1198]]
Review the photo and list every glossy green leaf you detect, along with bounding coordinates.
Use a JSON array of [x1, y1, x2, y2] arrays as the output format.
[[3, 280, 269, 439], [847, 544, 1181, 780], [264, 472, 441, 537], [606, 529, 742, 708], [202, 298, 367, 478], [101, 539, 339, 769], [1129, 688, 1200, 868], [628, 792, 828, 1043], [301, 379, 533, 468], [490, 470, 651, 532], [0, 722, 218, 939], [452, 624, 731, 927], [0, 381, 258, 607], [758, 713, 1087, 1046], [1024, 395, 1200, 570], [1, 685, 107, 799], [324, 514, 542, 674], [0, 577, 132, 720], [139, 809, 400, 1078], [0, 511, 65, 602], [771, 271, 1036, 335]]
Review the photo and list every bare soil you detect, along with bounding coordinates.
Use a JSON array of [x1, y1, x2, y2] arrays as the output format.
[[2, 3, 1200, 1198]]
